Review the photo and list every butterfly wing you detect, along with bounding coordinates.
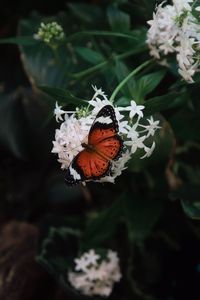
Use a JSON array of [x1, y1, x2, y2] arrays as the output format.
[[65, 149, 110, 186], [88, 105, 119, 144], [89, 105, 123, 160]]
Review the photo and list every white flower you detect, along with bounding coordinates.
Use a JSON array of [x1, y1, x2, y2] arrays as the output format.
[[125, 135, 146, 154], [140, 142, 156, 159], [68, 249, 121, 297], [74, 256, 89, 272], [139, 116, 161, 137], [178, 62, 197, 82], [52, 87, 159, 182], [119, 100, 144, 119], [54, 102, 67, 122], [147, 0, 200, 82], [84, 249, 100, 266]]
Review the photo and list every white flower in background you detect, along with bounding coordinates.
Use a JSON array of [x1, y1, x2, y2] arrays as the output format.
[[68, 249, 121, 297], [147, 0, 200, 82], [34, 21, 65, 47], [52, 87, 160, 183]]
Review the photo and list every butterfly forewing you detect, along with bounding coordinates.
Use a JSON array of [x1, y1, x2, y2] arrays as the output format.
[[95, 135, 123, 161], [88, 105, 118, 145]]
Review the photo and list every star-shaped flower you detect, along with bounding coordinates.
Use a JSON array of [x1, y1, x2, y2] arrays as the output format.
[[54, 102, 67, 122], [74, 255, 89, 272], [139, 116, 161, 137], [126, 100, 144, 119], [85, 249, 100, 266], [125, 135, 146, 154], [140, 142, 156, 159]]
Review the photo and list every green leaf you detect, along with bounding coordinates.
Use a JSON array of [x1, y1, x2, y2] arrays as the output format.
[[0, 92, 29, 159], [67, 3, 102, 23], [123, 193, 164, 240], [82, 197, 123, 249], [144, 92, 188, 116], [0, 36, 37, 46], [38, 86, 87, 106], [37, 227, 82, 297], [115, 61, 135, 98], [75, 47, 104, 64], [169, 105, 200, 142], [132, 70, 166, 104], [170, 184, 200, 219], [107, 5, 131, 32]]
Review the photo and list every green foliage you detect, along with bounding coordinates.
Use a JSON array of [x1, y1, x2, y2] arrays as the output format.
[[82, 196, 123, 249], [38, 86, 87, 106], [107, 5, 131, 32], [123, 193, 164, 240], [132, 70, 166, 104]]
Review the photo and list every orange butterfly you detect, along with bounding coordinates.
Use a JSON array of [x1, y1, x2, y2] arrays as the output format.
[[65, 105, 124, 186]]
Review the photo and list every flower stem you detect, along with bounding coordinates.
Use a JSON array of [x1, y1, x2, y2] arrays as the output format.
[[71, 47, 147, 79], [110, 59, 154, 103]]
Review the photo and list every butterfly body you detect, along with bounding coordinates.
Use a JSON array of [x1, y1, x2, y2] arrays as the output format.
[[65, 105, 123, 186]]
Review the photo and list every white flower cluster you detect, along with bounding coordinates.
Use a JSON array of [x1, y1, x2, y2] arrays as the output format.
[[68, 249, 121, 297], [147, 0, 200, 83], [52, 86, 160, 183], [34, 21, 65, 47]]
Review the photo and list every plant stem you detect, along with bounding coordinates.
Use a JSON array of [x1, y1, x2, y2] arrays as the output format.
[[71, 46, 147, 79], [110, 59, 154, 103], [66, 30, 138, 42]]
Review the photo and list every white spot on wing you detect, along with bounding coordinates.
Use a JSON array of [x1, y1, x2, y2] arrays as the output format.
[[95, 116, 112, 124], [69, 166, 81, 180]]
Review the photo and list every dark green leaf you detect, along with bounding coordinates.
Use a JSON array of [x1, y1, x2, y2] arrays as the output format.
[[0, 92, 29, 159], [115, 61, 135, 98], [170, 184, 200, 220], [144, 92, 188, 116], [169, 105, 200, 141], [82, 197, 122, 248], [67, 3, 102, 23], [123, 193, 164, 240], [38, 86, 87, 106], [132, 70, 166, 104], [75, 47, 104, 64], [37, 227, 82, 297], [0, 36, 37, 46], [107, 5, 130, 32]]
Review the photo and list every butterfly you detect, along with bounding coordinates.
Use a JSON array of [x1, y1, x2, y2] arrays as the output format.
[[65, 105, 124, 186]]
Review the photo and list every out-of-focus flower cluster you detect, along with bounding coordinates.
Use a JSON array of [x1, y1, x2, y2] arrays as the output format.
[[34, 21, 65, 48], [52, 86, 160, 183], [147, 0, 200, 83], [68, 249, 121, 297]]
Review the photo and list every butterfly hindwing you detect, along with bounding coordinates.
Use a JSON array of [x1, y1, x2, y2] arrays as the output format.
[[65, 149, 110, 186]]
